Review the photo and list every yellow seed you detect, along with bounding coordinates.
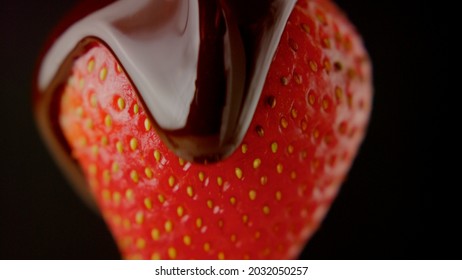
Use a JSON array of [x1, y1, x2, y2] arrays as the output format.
[[242, 214, 249, 223], [198, 172, 205, 182], [168, 176, 175, 187], [230, 196, 236, 205], [230, 234, 237, 243], [265, 95, 277, 108], [255, 125, 265, 137], [335, 86, 344, 101], [277, 163, 284, 174], [235, 167, 243, 179], [324, 58, 333, 73], [275, 191, 282, 201], [101, 136, 108, 146], [130, 170, 139, 183], [88, 164, 97, 175], [136, 238, 146, 249], [112, 97, 123, 111], [112, 162, 120, 173], [347, 94, 353, 108], [177, 206, 184, 217], [164, 220, 173, 232], [144, 198, 152, 209], [151, 253, 161, 260], [79, 78, 85, 89], [144, 118, 152, 131], [217, 176, 223, 186], [260, 176, 268, 185], [91, 145, 99, 156], [218, 252, 225, 260], [248, 190, 257, 201], [263, 206, 270, 215], [280, 117, 288, 128], [253, 158, 261, 169], [309, 60, 318, 72], [125, 189, 134, 201], [116, 63, 123, 73], [168, 247, 177, 259], [144, 167, 153, 179], [135, 211, 144, 224], [181, 235, 192, 246], [293, 73, 302, 84], [178, 158, 185, 166], [104, 114, 112, 127], [301, 119, 308, 131], [102, 169, 110, 184], [203, 243, 211, 252], [75, 106, 83, 118], [186, 186, 194, 197], [67, 76, 75, 86], [90, 94, 97, 107], [241, 144, 248, 154], [301, 23, 310, 33], [151, 228, 160, 240], [133, 103, 139, 114], [287, 145, 294, 154], [154, 150, 161, 162], [313, 128, 320, 139], [113, 192, 121, 205], [291, 108, 298, 119], [102, 189, 110, 201], [255, 231, 261, 239], [207, 199, 213, 208], [158, 194, 165, 204], [85, 119, 94, 129], [309, 93, 316, 105], [130, 138, 138, 151], [196, 218, 202, 228], [290, 171, 297, 179], [99, 67, 107, 81], [123, 219, 131, 230], [87, 59, 95, 72], [271, 142, 278, 153], [322, 98, 330, 110]]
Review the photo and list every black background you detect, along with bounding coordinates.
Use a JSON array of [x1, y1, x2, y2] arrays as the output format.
[[0, 0, 450, 259]]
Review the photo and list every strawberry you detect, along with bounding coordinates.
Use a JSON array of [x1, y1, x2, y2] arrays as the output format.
[[35, 0, 372, 259]]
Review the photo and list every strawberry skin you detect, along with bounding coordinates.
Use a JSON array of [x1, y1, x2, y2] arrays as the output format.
[[54, 0, 372, 260]]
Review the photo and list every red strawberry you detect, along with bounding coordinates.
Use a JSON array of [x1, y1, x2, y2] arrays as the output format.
[[35, 0, 372, 259]]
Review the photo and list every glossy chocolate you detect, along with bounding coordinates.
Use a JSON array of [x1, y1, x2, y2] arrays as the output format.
[[38, 0, 296, 161]]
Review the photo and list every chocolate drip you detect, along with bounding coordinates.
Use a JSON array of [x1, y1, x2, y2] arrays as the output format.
[[39, 0, 296, 162]]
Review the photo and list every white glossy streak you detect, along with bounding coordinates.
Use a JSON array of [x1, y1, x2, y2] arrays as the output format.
[[39, 0, 199, 129]]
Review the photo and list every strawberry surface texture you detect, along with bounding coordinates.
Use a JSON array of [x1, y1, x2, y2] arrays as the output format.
[[58, 0, 372, 259]]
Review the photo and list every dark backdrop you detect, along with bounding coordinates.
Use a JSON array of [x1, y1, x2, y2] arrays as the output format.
[[0, 0, 450, 259]]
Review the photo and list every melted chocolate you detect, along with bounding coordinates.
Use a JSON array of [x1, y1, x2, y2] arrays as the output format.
[[38, 0, 296, 162]]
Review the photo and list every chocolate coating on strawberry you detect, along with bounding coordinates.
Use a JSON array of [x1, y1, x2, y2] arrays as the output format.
[[36, 0, 372, 259], [38, 0, 297, 161], [35, 0, 372, 260]]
